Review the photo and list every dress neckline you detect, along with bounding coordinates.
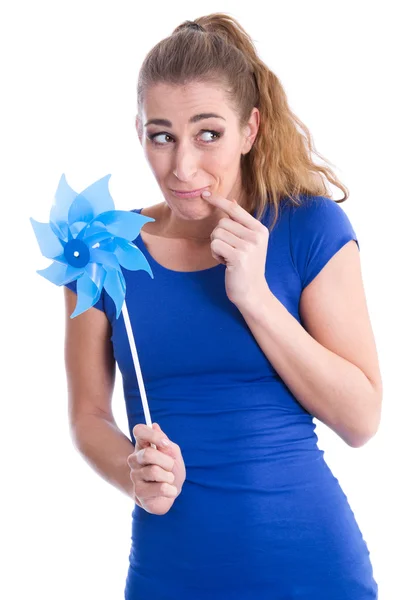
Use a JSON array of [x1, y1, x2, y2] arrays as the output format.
[[131, 208, 226, 275]]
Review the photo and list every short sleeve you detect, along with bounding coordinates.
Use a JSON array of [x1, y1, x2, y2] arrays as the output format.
[[289, 196, 359, 290], [64, 278, 107, 315]]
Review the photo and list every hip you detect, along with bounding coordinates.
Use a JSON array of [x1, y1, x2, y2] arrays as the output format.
[[126, 457, 378, 598]]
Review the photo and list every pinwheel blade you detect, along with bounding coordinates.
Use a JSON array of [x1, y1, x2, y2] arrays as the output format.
[[115, 239, 154, 277], [37, 262, 84, 286], [90, 248, 121, 270], [90, 210, 155, 241], [30, 218, 64, 259], [78, 174, 115, 216], [63, 265, 86, 284], [49, 219, 69, 242], [98, 238, 117, 252], [50, 173, 78, 226], [70, 271, 102, 318], [70, 220, 90, 237], [104, 267, 126, 319], [77, 220, 108, 241], [82, 229, 114, 247], [85, 262, 107, 290], [68, 195, 94, 227], [52, 253, 69, 265]]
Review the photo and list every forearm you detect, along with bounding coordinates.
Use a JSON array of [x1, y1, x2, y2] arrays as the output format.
[[237, 286, 379, 447], [71, 414, 141, 505]]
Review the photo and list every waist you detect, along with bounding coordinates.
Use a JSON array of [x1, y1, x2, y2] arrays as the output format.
[[132, 450, 341, 525]]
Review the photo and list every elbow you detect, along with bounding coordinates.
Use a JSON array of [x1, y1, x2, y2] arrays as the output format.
[[345, 415, 381, 449], [346, 430, 376, 448], [347, 385, 383, 448]]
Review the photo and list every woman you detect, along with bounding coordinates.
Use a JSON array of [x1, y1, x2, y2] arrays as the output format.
[[64, 13, 382, 599]]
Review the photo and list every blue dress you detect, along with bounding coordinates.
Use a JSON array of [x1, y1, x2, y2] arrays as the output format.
[[65, 195, 378, 599]]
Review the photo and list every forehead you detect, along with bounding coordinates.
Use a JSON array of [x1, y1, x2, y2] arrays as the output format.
[[142, 81, 235, 123]]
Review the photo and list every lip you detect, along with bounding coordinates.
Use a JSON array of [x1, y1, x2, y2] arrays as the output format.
[[170, 186, 209, 199]]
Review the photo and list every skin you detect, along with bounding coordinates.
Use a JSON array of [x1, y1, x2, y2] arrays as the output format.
[[135, 81, 260, 241], [129, 422, 186, 515]]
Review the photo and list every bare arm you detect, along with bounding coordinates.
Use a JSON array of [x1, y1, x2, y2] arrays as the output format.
[[71, 413, 138, 501], [64, 287, 140, 504], [237, 241, 382, 448]]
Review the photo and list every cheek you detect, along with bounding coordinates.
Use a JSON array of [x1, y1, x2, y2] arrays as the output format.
[[145, 150, 170, 174], [205, 151, 238, 173], [205, 144, 232, 165], [210, 140, 239, 166]]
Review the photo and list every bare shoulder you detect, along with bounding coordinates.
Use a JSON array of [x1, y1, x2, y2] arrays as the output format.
[[140, 202, 166, 235]]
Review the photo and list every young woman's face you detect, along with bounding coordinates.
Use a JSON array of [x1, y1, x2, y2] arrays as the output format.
[[136, 81, 258, 221]]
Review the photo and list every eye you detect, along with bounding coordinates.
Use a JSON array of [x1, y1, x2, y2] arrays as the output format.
[[199, 130, 222, 143], [147, 129, 223, 146]]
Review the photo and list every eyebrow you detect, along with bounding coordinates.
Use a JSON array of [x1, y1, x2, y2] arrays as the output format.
[[144, 113, 226, 127]]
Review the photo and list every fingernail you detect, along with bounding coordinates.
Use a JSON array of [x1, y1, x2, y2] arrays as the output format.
[[202, 191, 211, 197], [161, 438, 171, 446]]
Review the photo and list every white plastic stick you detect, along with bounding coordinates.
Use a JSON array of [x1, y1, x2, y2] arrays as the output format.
[[121, 300, 156, 450]]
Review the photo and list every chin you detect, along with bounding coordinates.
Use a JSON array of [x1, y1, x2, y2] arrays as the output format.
[[176, 202, 214, 219]]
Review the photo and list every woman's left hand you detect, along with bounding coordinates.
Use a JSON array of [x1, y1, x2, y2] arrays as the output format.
[[201, 191, 271, 309]]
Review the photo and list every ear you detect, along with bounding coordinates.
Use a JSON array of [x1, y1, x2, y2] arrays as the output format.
[[241, 107, 260, 155], [135, 115, 143, 143]]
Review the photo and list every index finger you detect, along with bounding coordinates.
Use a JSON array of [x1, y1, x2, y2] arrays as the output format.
[[133, 423, 169, 451], [201, 192, 253, 225], [136, 446, 175, 472]]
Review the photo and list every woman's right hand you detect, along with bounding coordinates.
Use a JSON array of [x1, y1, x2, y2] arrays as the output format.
[[128, 422, 187, 515]]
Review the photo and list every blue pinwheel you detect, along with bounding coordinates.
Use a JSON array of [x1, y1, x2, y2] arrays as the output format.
[[30, 173, 154, 318], [30, 173, 157, 438]]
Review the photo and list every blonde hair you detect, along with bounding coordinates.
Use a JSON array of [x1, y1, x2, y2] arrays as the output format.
[[136, 12, 349, 232]]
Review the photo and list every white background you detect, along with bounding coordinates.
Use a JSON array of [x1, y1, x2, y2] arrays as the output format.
[[1, 1, 398, 598]]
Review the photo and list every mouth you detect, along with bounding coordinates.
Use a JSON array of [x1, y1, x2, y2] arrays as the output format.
[[170, 186, 209, 199]]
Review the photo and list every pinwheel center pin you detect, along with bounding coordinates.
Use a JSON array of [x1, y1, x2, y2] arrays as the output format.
[[64, 238, 90, 268]]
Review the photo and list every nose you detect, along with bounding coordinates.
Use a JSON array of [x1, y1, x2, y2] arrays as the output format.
[[172, 142, 198, 180]]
